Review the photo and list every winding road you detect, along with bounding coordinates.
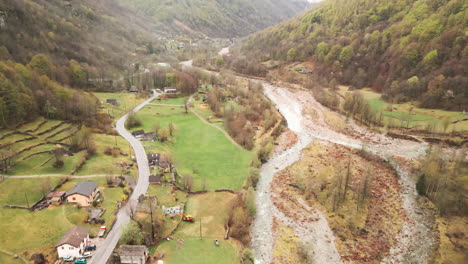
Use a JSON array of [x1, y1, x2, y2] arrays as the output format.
[[90, 91, 160, 264]]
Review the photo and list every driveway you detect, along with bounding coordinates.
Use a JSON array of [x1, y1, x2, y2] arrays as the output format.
[[90, 91, 159, 264]]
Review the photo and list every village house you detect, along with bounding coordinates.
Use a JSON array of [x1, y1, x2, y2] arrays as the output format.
[[65, 180, 99, 207], [158, 155, 171, 173], [141, 132, 156, 142], [164, 87, 177, 94], [46, 191, 66, 206], [56, 226, 90, 259], [106, 98, 119, 106], [129, 86, 139, 93], [132, 130, 145, 138], [147, 153, 160, 166], [119, 245, 149, 264], [149, 175, 162, 185]]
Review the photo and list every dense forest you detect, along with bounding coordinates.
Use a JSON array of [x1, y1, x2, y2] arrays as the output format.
[[239, 0, 467, 110], [0, 0, 161, 128], [0, 0, 157, 80], [0, 55, 101, 129], [117, 0, 310, 37]]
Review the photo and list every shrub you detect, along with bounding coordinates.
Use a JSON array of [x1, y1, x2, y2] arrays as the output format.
[[53, 159, 64, 168], [125, 112, 142, 129], [241, 248, 255, 264]]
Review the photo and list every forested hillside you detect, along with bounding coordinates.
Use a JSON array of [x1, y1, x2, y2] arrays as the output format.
[[240, 0, 467, 110], [0, 0, 159, 128], [117, 0, 310, 37], [0, 0, 157, 80]]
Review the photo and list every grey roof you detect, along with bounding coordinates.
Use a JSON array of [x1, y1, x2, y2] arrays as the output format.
[[56, 226, 89, 248], [149, 175, 161, 183], [147, 153, 160, 162], [66, 180, 98, 197], [132, 130, 145, 136], [120, 245, 148, 256]]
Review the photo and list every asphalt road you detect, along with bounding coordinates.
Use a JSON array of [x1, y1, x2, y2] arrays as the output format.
[[90, 91, 159, 264]]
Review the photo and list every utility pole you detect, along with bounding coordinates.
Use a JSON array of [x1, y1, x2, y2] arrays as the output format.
[[24, 192, 29, 208], [149, 196, 155, 243], [199, 217, 202, 240]]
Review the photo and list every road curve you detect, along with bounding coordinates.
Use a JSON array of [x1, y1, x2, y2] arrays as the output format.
[[91, 91, 159, 264]]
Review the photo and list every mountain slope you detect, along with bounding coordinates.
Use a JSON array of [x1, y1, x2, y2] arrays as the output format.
[[240, 0, 467, 110], [117, 0, 311, 37], [0, 0, 157, 78], [0, 0, 159, 128]]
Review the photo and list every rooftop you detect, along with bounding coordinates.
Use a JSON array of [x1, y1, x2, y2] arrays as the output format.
[[56, 226, 89, 248], [66, 180, 97, 197], [120, 245, 148, 256]]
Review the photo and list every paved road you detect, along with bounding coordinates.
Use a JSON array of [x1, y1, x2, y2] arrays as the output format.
[[90, 91, 159, 264]]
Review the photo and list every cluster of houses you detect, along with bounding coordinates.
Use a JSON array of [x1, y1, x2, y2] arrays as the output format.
[[56, 225, 149, 264], [46, 180, 99, 207], [128, 85, 178, 94]]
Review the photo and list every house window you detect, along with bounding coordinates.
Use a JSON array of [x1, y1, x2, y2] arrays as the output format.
[[62, 247, 64, 250], [73, 197, 76, 200], [70, 247, 74, 250]]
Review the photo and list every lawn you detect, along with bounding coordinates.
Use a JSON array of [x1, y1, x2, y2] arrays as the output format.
[[152, 96, 187, 105], [77, 133, 137, 177], [175, 192, 235, 238], [0, 177, 63, 206], [0, 252, 24, 264], [155, 237, 240, 264], [135, 106, 252, 191]]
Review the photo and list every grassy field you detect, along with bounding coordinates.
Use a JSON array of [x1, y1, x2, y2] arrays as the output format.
[[337, 87, 468, 132], [94, 92, 145, 121], [1, 117, 137, 177], [0, 252, 24, 264], [0, 177, 124, 260], [135, 105, 252, 191], [152, 96, 187, 105], [77, 133, 136, 177], [150, 191, 240, 263], [155, 237, 240, 264], [0, 177, 62, 206]]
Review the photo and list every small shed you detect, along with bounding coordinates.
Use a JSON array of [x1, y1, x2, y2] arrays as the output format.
[[164, 87, 177, 94], [106, 99, 119, 106], [119, 245, 149, 264], [149, 175, 162, 184], [132, 130, 145, 138], [147, 153, 160, 166], [129, 86, 139, 93], [158, 155, 171, 172], [46, 192, 66, 205], [141, 132, 156, 142]]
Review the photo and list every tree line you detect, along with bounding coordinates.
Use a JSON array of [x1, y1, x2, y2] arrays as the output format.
[[239, 0, 467, 110]]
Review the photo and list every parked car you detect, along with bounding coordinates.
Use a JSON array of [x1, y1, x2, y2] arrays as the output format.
[[63, 256, 74, 262], [98, 226, 107, 237], [80, 252, 92, 258], [74, 259, 87, 264], [85, 244, 96, 251]]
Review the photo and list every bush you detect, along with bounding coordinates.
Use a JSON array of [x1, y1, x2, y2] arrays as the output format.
[[120, 221, 144, 245], [249, 167, 260, 188], [125, 112, 142, 129], [53, 159, 64, 168], [416, 175, 427, 196], [241, 248, 255, 264]]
